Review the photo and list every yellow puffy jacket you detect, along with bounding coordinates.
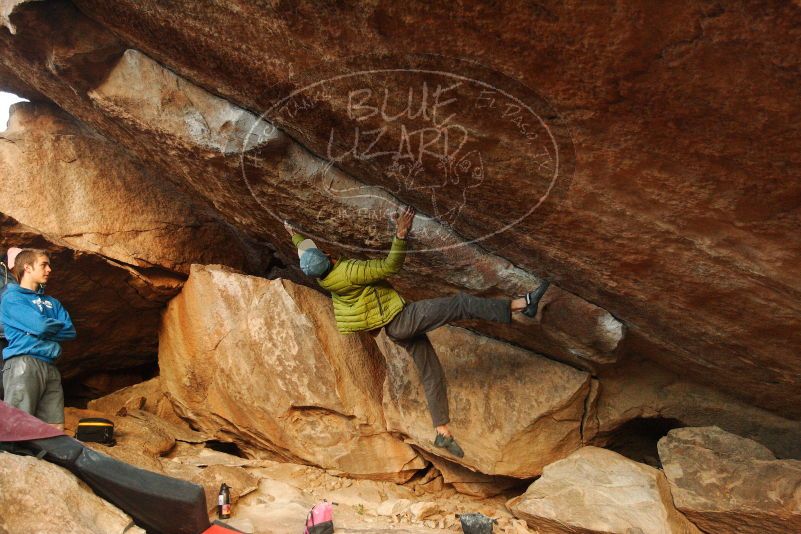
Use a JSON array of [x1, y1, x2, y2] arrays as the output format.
[[292, 233, 407, 333]]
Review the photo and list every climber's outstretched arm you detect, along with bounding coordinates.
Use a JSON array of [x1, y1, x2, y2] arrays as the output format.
[[344, 205, 415, 285]]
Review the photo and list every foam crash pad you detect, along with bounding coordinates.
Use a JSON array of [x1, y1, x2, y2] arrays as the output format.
[[0, 401, 210, 534]]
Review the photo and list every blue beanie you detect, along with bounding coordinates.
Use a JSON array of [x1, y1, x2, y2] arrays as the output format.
[[300, 248, 331, 278]]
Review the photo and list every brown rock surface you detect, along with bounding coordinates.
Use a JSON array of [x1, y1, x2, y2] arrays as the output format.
[[83, 46, 623, 372], [0, 11, 799, 534], [159, 264, 424, 481], [376, 326, 591, 477], [0, 1, 623, 375], [658, 426, 801, 534], [0, 101, 260, 274], [0, 452, 145, 534], [51, 0, 801, 414], [160, 460, 258, 515], [507, 446, 701, 534], [238, 459, 528, 534], [0, 62, 43, 101], [88, 376, 197, 431], [420, 451, 519, 498], [586, 360, 801, 460], [65, 407, 175, 473]]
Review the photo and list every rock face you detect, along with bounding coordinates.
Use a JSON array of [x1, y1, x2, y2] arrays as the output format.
[[376, 326, 592, 477], [84, 45, 623, 373], [419, 451, 519, 498], [161, 461, 259, 515], [52, 0, 801, 415], [87, 376, 189, 429], [64, 407, 176, 473], [0, 452, 144, 534], [0, 0, 623, 377], [0, 101, 261, 274], [658, 426, 801, 534], [158, 264, 424, 481], [586, 360, 801, 460], [507, 446, 701, 534], [0, 4, 799, 531]]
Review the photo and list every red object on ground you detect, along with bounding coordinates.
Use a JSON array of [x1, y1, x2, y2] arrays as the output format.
[[0, 400, 64, 441], [201, 521, 247, 534]]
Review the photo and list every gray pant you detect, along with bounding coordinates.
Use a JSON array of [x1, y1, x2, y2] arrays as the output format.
[[384, 292, 511, 427], [2, 355, 64, 424]]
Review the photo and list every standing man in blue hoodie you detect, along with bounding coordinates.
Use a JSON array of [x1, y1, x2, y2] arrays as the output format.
[[1, 249, 76, 429]]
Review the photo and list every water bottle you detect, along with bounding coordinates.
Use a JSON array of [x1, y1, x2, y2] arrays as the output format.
[[218, 483, 231, 519]]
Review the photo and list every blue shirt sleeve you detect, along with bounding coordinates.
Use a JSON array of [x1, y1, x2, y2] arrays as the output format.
[[47, 299, 76, 341]]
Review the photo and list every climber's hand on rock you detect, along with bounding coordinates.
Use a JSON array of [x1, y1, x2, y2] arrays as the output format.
[[394, 205, 415, 239]]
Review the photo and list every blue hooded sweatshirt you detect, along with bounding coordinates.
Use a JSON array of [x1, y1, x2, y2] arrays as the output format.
[[0, 284, 76, 363]]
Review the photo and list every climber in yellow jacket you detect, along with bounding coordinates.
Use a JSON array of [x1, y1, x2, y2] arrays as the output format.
[[286, 206, 549, 458]]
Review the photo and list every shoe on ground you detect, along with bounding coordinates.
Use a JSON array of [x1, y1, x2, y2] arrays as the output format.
[[522, 279, 550, 318], [434, 432, 465, 458]]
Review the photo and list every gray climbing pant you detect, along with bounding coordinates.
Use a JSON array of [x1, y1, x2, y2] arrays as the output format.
[[384, 292, 512, 427], [2, 355, 64, 424]]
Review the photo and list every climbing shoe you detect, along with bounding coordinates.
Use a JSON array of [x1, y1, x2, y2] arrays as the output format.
[[522, 280, 550, 318], [434, 433, 465, 458]]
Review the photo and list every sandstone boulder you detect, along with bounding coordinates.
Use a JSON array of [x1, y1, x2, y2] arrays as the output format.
[[1, 5, 799, 507], [507, 446, 701, 534], [161, 460, 258, 514], [375, 325, 591, 477], [419, 451, 518, 498], [59, 0, 801, 417], [84, 46, 622, 372], [0, 1, 624, 375], [0, 101, 260, 275], [0, 100, 265, 382], [0, 451, 145, 534], [159, 264, 424, 481], [88, 376, 198, 431], [64, 407, 174, 473], [658, 426, 801, 534], [586, 361, 801, 460]]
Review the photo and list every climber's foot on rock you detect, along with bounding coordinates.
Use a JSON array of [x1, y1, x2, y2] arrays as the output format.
[[434, 432, 465, 458], [521, 280, 550, 318]]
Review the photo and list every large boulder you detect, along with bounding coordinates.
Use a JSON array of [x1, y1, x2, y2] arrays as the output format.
[[84, 46, 624, 373], [658, 426, 801, 534], [88, 376, 192, 430], [0, 452, 145, 534], [0, 101, 260, 274], [158, 264, 425, 482], [375, 325, 592, 477], [64, 407, 175, 473], [585, 360, 801, 460], [0, 1, 623, 376], [0, 0, 798, 458], [507, 446, 701, 534], [418, 451, 519, 498], [63, 0, 801, 416], [161, 460, 259, 515]]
